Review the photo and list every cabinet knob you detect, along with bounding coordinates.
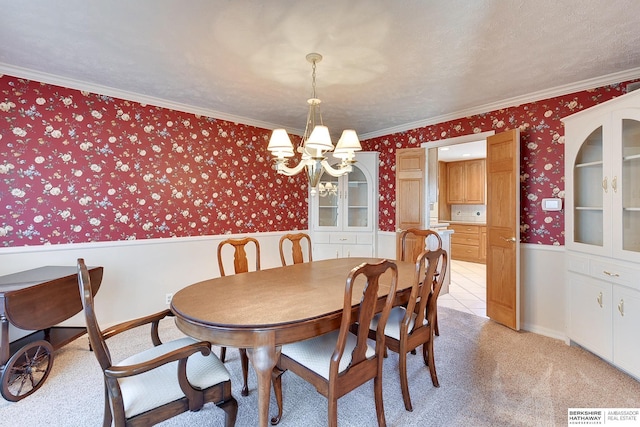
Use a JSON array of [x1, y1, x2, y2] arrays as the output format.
[[618, 299, 624, 317], [597, 292, 603, 308], [602, 176, 608, 193], [612, 176, 617, 193], [603, 270, 620, 278]]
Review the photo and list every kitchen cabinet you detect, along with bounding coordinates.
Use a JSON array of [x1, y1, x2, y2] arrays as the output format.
[[446, 159, 485, 204], [562, 89, 640, 380], [309, 151, 378, 260], [449, 223, 485, 264]]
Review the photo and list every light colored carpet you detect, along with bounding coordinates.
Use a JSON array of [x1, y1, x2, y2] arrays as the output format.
[[1, 307, 639, 426]]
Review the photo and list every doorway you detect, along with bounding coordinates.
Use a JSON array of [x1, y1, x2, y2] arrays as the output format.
[[423, 131, 494, 318], [439, 260, 486, 317]]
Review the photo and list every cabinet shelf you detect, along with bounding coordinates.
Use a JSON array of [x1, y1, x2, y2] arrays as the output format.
[[623, 154, 640, 162], [575, 206, 603, 211], [575, 160, 604, 168]]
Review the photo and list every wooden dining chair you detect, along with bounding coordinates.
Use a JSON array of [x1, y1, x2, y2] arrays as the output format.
[[278, 232, 312, 266], [270, 259, 399, 427], [399, 228, 444, 336], [76, 258, 238, 427], [216, 236, 260, 396], [369, 248, 448, 412]]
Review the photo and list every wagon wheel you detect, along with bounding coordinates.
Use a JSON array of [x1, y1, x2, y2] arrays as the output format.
[[1, 340, 54, 402]]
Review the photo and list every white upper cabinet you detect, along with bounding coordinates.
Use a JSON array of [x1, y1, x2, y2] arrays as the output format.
[[311, 151, 378, 233], [309, 151, 379, 260], [563, 89, 640, 262]]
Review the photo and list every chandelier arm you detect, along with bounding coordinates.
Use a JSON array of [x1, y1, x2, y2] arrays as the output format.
[[320, 159, 352, 177], [275, 159, 308, 176]]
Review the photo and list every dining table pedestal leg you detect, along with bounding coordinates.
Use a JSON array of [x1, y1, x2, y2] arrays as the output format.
[[246, 332, 280, 427]]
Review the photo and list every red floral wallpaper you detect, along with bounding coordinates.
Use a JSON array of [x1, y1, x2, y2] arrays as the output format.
[[0, 75, 307, 246], [1, 74, 637, 247], [363, 81, 639, 245]]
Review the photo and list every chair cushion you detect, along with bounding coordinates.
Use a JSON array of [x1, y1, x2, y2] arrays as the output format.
[[116, 337, 230, 418], [370, 306, 427, 340], [282, 330, 375, 380]]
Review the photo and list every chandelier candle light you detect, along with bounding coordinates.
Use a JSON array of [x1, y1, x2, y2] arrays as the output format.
[[267, 53, 362, 194]]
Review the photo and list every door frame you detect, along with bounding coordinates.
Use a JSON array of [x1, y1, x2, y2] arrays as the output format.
[[420, 130, 495, 225]]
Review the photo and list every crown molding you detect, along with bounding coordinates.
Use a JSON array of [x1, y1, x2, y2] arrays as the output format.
[[359, 67, 640, 140], [3, 63, 638, 142], [0, 63, 303, 136]]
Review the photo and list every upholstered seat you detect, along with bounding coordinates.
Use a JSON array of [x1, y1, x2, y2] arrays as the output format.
[[279, 330, 375, 380], [370, 306, 425, 341], [117, 337, 231, 419]]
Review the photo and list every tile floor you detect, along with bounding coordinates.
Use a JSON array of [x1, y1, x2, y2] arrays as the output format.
[[439, 259, 487, 318]]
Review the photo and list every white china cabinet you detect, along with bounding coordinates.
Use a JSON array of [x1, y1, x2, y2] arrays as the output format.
[[562, 89, 640, 380], [309, 151, 378, 260]]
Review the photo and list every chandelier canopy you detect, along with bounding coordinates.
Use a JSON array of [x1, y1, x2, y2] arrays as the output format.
[[267, 53, 362, 194]]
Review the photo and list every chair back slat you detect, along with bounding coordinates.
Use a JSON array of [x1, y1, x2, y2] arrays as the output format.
[[217, 237, 261, 276], [410, 248, 448, 330], [279, 233, 312, 266]]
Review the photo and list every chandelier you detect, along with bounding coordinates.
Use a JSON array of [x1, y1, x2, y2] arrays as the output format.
[[267, 53, 362, 195]]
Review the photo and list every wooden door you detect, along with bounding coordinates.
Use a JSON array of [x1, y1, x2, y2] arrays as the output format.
[[395, 148, 425, 260], [465, 159, 486, 204], [486, 129, 521, 330], [446, 161, 465, 203]]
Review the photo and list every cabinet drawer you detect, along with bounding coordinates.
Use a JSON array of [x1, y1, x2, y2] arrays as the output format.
[[451, 233, 480, 245], [451, 243, 480, 260], [330, 233, 357, 244], [590, 260, 640, 291], [313, 233, 331, 244], [356, 233, 373, 245], [567, 253, 589, 274], [449, 224, 481, 234]]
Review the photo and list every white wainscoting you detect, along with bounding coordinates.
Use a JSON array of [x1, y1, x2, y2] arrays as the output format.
[[0, 231, 297, 335], [1, 231, 566, 343], [377, 231, 567, 340]]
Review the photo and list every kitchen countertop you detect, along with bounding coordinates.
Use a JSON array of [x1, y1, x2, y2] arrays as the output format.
[[428, 222, 450, 228], [444, 220, 487, 226]]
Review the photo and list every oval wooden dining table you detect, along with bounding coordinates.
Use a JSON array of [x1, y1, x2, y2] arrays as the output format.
[[171, 257, 417, 427]]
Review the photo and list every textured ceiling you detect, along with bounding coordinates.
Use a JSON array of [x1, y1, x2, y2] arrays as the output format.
[[1, 0, 640, 139]]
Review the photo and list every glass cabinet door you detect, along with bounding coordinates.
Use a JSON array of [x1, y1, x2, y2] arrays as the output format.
[[622, 118, 640, 253], [346, 165, 368, 228], [317, 173, 339, 227], [574, 127, 604, 246]]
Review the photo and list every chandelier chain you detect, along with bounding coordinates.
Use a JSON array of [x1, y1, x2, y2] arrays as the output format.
[[311, 59, 317, 99]]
